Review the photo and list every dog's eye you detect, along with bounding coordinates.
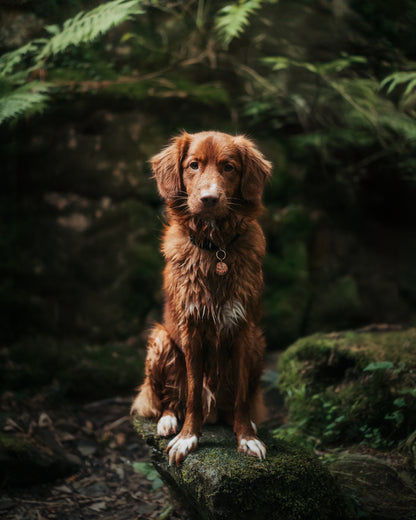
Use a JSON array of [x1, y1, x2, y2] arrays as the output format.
[[189, 162, 199, 170], [223, 163, 234, 172]]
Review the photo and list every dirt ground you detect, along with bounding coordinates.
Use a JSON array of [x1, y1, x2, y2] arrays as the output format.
[[0, 393, 190, 520]]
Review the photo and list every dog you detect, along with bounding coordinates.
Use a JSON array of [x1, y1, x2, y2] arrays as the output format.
[[131, 131, 272, 465]]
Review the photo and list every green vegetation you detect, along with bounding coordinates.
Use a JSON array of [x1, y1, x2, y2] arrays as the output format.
[[132, 461, 164, 490], [276, 329, 416, 450], [0, 0, 143, 123]]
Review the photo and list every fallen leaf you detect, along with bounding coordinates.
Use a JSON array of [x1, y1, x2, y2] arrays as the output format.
[[88, 501, 107, 512], [38, 412, 53, 428], [4, 418, 24, 432]]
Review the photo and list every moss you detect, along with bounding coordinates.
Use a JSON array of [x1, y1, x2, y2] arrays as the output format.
[[134, 418, 347, 520], [277, 328, 416, 448], [2, 338, 144, 399]]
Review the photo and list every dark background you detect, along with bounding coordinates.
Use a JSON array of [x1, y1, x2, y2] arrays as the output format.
[[1, 0, 416, 399]]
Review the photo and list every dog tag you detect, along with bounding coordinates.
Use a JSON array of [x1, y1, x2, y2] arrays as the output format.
[[215, 250, 228, 276]]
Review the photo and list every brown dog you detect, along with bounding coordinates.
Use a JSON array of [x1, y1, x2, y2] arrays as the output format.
[[131, 131, 271, 465]]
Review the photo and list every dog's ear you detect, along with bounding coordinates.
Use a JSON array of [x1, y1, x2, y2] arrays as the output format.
[[151, 132, 191, 200], [235, 136, 272, 204]]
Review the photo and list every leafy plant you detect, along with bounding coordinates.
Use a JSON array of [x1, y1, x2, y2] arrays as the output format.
[[381, 71, 416, 98], [0, 0, 144, 125], [132, 462, 164, 490], [276, 332, 416, 450], [0, 82, 52, 124], [215, 0, 275, 48]]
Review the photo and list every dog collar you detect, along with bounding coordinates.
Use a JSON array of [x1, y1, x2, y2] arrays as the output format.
[[189, 235, 240, 276], [188, 234, 240, 252]]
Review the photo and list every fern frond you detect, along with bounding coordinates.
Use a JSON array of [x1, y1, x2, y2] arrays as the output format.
[[37, 0, 144, 64], [215, 0, 270, 48], [0, 82, 52, 124], [0, 0, 146, 125], [380, 71, 416, 97], [0, 0, 143, 77], [262, 55, 366, 75], [0, 39, 47, 76]]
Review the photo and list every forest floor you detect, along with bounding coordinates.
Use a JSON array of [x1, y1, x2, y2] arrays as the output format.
[[0, 392, 189, 520], [0, 353, 283, 520]]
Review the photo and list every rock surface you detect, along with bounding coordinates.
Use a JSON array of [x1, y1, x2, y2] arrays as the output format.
[[329, 453, 416, 520], [0, 428, 81, 486], [277, 327, 416, 447], [134, 417, 347, 520], [276, 327, 416, 520]]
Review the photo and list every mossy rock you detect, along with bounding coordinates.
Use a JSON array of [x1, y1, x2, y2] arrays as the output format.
[[277, 327, 416, 448], [0, 429, 81, 486], [329, 453, 416, 520], [134, 417, 347, 520]]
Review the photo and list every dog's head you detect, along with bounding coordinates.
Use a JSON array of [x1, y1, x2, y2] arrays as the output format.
[[151, 131, 271, 218]]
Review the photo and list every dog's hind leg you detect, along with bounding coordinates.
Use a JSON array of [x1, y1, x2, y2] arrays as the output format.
[[131, 323, 186, 432]]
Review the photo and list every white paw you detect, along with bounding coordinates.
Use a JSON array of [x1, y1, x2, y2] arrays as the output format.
[[166, 434, 198, 466], [157, 414, 178, 437], [238, 437, 267, 460]]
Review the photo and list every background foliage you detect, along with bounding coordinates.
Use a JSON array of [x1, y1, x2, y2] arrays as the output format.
[[1, 0, 416, 395]]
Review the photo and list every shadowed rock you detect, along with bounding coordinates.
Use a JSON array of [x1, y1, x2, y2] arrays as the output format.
[[134, 417, 347, 520]]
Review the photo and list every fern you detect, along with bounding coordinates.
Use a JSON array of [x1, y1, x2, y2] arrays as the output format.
[[0, 82, 52, 125], [380, 71, 416, 97], [215, 0, 273, 48], [0, 0, 145, 125], [0, 39, 47, 77], [262, 55, 367, 75], [36, 0, 144, 65]]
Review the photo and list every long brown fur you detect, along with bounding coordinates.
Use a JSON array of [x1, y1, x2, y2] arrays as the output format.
[[131, 131, 272, 464]]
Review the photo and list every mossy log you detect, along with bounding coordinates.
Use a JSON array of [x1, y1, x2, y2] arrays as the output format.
[[134, 417, 347, 520]]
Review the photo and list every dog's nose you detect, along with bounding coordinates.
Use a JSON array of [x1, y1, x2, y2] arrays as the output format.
[[200, 189, 219, 207]]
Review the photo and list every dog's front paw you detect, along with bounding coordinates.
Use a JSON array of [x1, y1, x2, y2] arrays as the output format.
[[238, 436, 267, 460], [157, 413, 178, 437], [166, 433, 198, 465]]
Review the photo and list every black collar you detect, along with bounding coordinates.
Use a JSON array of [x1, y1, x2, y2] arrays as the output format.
[[189, 234, 240, 252]]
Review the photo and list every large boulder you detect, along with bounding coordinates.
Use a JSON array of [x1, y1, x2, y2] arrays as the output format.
[[276, 327, 416, 520], [134, 417, 347, 520], [277, 327, 416, 447], [329, 453, 416, 520]]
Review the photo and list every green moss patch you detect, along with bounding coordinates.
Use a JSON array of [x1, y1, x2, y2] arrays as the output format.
[[134, 418, 347, 520], [277, 328, 416, 449]]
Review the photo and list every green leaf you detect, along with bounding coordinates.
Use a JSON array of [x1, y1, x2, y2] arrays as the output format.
[[215, 0, 268, 48], [262, 55, 366, 75], [37, 0, 145, 64], [380, 71, 416, 96], [0, 39, 46, 76], [363, 361, 394, 372], [0, 82, 53, 125], [132, 462, 164, 490]]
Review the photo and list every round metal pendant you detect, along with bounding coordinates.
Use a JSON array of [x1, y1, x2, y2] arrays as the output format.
[[216, 261, 228, 276]]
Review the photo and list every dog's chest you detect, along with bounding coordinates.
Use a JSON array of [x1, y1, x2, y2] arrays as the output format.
[[172, 259, 247, 331], [185, 297, 246, 332]]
